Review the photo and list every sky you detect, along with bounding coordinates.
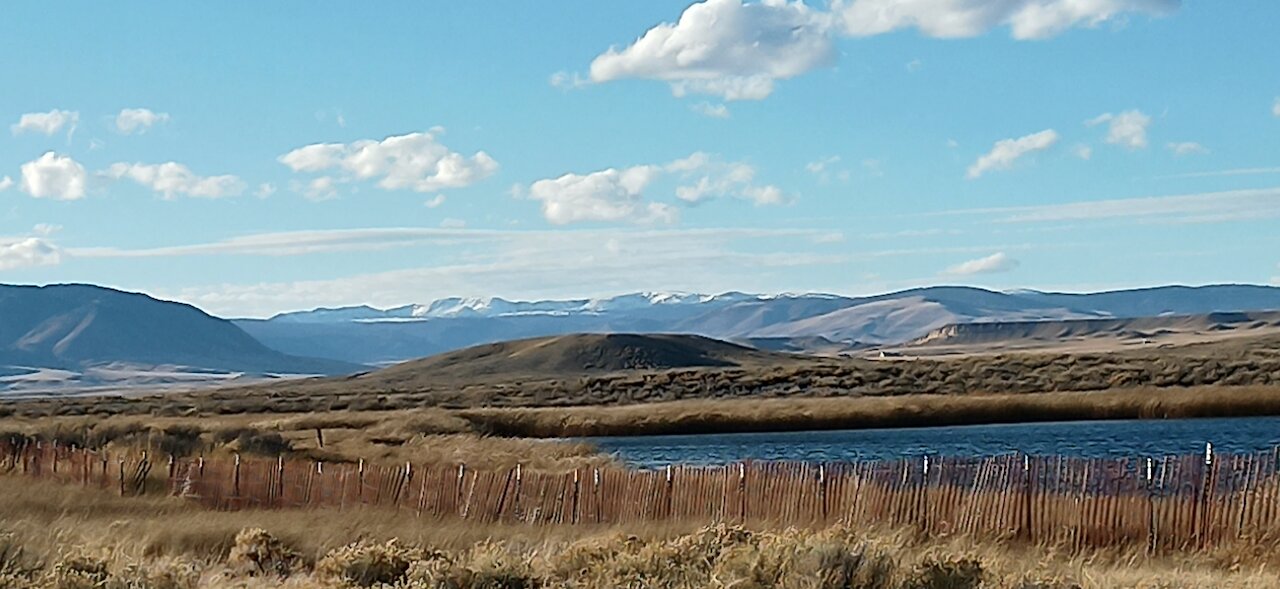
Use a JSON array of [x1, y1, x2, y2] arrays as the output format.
[[2, 1, 1279, 318]]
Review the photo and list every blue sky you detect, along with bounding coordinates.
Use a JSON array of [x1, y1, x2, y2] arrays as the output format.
[[2, 1, 1279, 317]]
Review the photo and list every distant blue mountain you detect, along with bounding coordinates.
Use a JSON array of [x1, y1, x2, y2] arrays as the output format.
[[236, 284, 1280, 365]]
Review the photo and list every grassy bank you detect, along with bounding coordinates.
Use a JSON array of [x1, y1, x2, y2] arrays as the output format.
[[1, 386, 1279, 461], [459, 384, 1280, 438], [1, 477, 1278, 588]]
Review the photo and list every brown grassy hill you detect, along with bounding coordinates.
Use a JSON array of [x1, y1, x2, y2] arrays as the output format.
[[358, 333, 803, 386]]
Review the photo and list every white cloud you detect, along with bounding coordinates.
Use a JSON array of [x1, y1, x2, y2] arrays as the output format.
[[906, 58, 923, 72], [254, 183, 277, 198], [1087, 110, 1151, 150], [1074, 145, 1093, 160], [948, 186, 1280, 225], [526, 165, 675, 225], [20, 152, 87, 200], [584, 1, 1178, 101], [521, 153, 785, 224], [106, 162, 245, 199], [690, 102, 731, 118], [943, 252, 1019, 276], [303, 177, 340, 201], [966, 129, 1059, 178], [805, 156, 841, 175], [0, 237, 62, 271], [115, 108, 170, 134], [1154, 167, 1280, 180], [549, 71, 590, 90], [11, 109, 79, 137], [835, 0, 1178, 40], [668, 152, 786, 205], [439, 218, 467, 229], [424, 195, 447, 208], [279, 130, 498, 194], [1166, 141, 1207, 156], [1273, 97, 1280, 118], [32, 223, 61, 236], [588, 0, 835, 101], [0, 176, 12, 192]]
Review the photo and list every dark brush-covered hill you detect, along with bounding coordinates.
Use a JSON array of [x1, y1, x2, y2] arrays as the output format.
[[0, 284, 362, 376]]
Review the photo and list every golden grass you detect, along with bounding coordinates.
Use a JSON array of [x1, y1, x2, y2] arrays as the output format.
[[3, 385, 1280, 447], [458, 384, 1280, 437], [1, 477, 1279, 588]]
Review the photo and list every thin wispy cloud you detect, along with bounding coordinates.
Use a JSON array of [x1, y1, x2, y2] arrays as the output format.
[[966, 129, 1059, 179]]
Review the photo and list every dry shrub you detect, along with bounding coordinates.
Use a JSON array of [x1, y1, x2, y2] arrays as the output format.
[[226, 528, 299, 578], [901, 556, 984, 589], [108, 558, 202, 589], [44, 553, 109, 589], [315, 539, 423, 587], [410, 541, 537, 589]]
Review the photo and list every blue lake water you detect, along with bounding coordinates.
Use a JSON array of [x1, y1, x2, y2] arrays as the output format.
[[586, 417, 1280, 469]]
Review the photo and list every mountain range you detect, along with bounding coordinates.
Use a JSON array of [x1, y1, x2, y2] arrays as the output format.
[[236, 284, 1280, 365]]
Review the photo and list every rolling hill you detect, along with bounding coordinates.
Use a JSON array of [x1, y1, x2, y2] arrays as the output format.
[[353, 333, 797, 386]]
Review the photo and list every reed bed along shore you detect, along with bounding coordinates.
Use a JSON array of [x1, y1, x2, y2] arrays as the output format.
[[2, 386, 1280, 451], [2, 477, 1280, 588]]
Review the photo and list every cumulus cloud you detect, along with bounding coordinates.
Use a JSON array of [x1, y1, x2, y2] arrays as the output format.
[[1273, 98, 1280, 118], [1087, 110, 1151, 149], [583, 0, 1177, 100], [690, 102, 731, 118], [0, 176, 12, 192], [1166, 141, 1207, 156], [11, 109, 79, 137], [254, 183, 277, 198], [0, 237, 62, 271], [439, 218, 467, 229], [105, 162, 245, 199], [966, 129, 1059, 179], [424, 195, 447, 208], [944, 252, 1019, 276], [1074, 145, 1093, 160], [836, 0, 1177, 40], [526, 165, 676, 225], [588, 0, 835, 101], [115, 108, 171, 134], [521, 153, 785, 224], [279, 130, 498, 194], [668, 152, 785, 205], [20, 152, 87, 200]]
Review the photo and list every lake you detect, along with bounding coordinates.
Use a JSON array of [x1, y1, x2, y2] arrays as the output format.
[[587, 416, 1280, 469]]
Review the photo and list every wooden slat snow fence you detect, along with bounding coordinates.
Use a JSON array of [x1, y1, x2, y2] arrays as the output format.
[[5, 440, 1280, 551]]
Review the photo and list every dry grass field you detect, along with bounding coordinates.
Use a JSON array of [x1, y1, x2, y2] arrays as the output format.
[[2, 476, 1280, 588]]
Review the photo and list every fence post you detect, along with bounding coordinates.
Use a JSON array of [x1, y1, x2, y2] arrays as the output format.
[[276, 455, 286, 507], [593, 468, 602, 524], [818, 464, 828, 523], [233, 454, 241, 498], [1022, 454, 1033, 541], [456, 463, 466, 515], [118, 460, 126, 496], [167, 455, 175, 480], [739, 462, 747, 523], [358, 459, 366, 504], [1194, 442, 1213, 547], [571, 469, 581, 524], [1145, 457, 1157, 554]]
